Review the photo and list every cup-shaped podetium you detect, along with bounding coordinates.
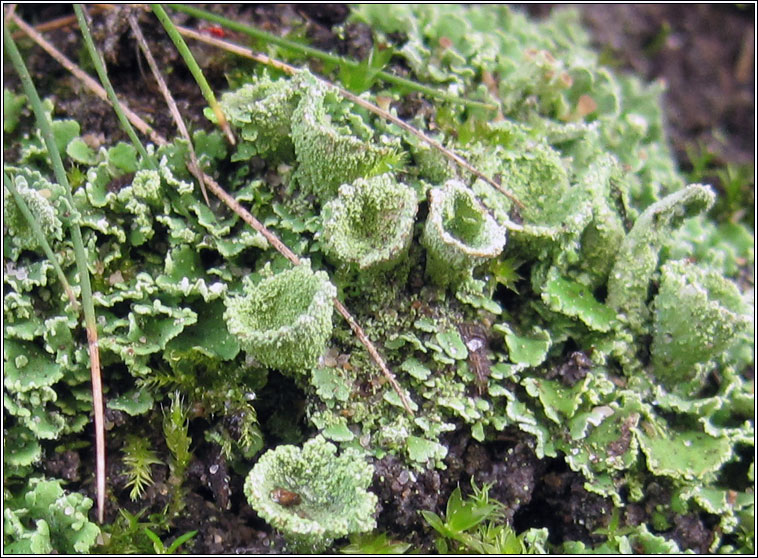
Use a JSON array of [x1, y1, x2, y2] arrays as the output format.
[[224, 261, 337, 373], [421, 179, 506, 286], [218, 73, 300, 161], [244, 435, 377, 553], [651, 259, 750, 396], [321, 173, 418, 272]]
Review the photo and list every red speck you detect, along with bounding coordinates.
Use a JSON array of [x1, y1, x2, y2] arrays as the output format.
[[199, 24, 226, 38]]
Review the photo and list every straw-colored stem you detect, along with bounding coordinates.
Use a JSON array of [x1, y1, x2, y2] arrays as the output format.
[[167, 3, 498, 113], [3, 23, 106, 524], [9, 4, 109, 38], [150, 3, 235, 145], [74, 4, 155, 169], [332, 299, 414, 414], [3, 171, 79, 310], [127, 12, 209, 205]]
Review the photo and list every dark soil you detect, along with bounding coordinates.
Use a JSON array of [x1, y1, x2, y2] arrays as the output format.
[[5, 4, 754, 554]]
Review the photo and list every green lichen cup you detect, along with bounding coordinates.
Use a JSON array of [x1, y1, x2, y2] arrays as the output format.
[[244, 435, 377, 553], [290, 71, 398, 201], [223, 261, 336, 373], [651, 259, 750, 396], [421, 179, 506, 286], [321, 173, 418, 272], [218, 73, 300, 160]]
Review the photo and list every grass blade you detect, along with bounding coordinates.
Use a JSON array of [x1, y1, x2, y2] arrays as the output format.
[[151, 3, 235, 146], [4, 21, 107, 524], [73, 4, 155, 169]]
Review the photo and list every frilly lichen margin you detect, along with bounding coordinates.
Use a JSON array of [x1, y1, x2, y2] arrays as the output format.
[[243, 435, 377, 552], [223, 260, 337, 373]]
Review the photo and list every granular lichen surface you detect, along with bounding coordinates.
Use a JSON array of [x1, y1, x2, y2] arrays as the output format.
[[2, 4, 754, 554]]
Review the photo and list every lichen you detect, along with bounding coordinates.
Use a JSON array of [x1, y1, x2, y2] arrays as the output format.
[[606, 184, 715, 334], [290, 71, 402, 200], [3, 167, 65, 259], [244, 435, 377, 552], [3, 478, 100, 554], [3, 4, 754, 553], [650, 259, 751, 395], [224, 261, 337, 373], [218, 73, 300, 161], [421, 179, 506, 287], [320, 173, 418, 272]]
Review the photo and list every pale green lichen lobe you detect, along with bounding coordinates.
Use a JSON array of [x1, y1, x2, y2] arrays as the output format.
[[3, 168, 64, 256], [3, 478, 100, 554]]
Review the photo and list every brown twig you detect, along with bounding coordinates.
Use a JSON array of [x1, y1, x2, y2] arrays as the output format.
[[4, 2, 16, 24], [735, 25, 754, 84], [175, 25, 526, 212], [14, 9, 416, 416], [332, 299, 413, 412], [10, 4, 109, 38], [127, 12, 209, 204]]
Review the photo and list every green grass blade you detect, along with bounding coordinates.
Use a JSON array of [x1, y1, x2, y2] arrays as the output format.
[[151, 3, 235, 145], [3, 22, 106, 524], [3, 171, 79, 310], [166, 530, 198, 554], [73, 4, 156, 169], [166, 3, 498, 112]]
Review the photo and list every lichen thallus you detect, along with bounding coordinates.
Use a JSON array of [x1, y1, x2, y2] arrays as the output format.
[[8, 3, 526, 523]]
